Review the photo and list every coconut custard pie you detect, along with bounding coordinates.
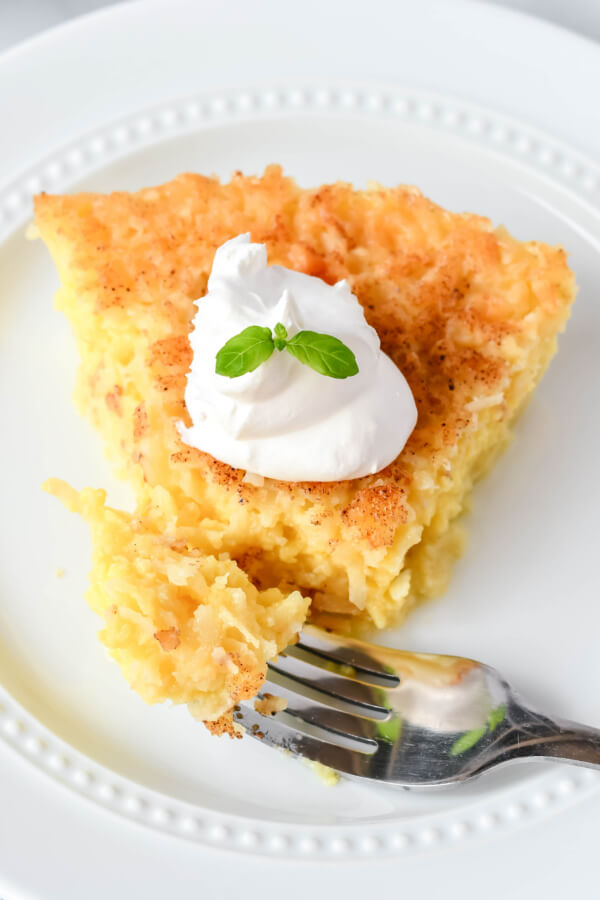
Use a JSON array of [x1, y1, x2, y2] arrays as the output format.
[[36, 166, 575, 735]]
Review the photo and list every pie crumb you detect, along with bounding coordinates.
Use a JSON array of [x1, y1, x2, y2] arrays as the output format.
[[254, 693, 287, 716], [302, 759, 340, 786]]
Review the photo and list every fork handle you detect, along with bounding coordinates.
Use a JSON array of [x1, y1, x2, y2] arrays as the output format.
[[499, 720, 600, 770]]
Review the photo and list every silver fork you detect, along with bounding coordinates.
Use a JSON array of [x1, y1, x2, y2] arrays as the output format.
[[235, 625, 600, 786]]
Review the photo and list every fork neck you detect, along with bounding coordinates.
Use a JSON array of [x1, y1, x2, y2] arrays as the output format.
[[488, 717, 600, 771]]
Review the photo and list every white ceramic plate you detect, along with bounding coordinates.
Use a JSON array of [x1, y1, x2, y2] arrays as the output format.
[[1, 2, 600, 897]]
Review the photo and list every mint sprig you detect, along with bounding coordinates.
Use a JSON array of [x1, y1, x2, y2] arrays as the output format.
[[214, 325, 274, 378], [286, 330, 359, 379], [215, 322, 359, 380]]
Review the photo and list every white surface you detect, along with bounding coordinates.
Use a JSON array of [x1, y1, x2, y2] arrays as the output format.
[[0, 731, 598, 900], [1, 1, 600, 898], [1, 0, 600, 189], [1, 0, 600, 50]]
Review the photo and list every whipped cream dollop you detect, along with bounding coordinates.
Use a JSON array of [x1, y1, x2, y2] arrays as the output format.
[[179, 235, 417, 481]]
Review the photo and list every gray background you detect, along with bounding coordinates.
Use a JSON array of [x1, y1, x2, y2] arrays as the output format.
[[0, 0, 599, 51]]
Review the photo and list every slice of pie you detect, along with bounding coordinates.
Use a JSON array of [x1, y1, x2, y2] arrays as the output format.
[[36, 166, 575, 732]]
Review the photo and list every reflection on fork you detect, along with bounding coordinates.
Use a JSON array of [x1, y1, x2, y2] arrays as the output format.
[[235, 626, 600, 787]]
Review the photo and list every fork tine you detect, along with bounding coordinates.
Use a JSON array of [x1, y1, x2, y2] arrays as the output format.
[[269, 655, 390, 713], [234, 706, 376, 778], [296, 625, 400, 682], [261, 678, 385, 743], [286, 644, 396, 689]]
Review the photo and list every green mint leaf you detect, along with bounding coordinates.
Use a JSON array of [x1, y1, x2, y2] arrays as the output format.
[[215, 325, 274, 378], [273, 322, 288, 351], [285, 330, 359, 379], [449, 726, 487, 757], [488, 704, 507, 733]]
